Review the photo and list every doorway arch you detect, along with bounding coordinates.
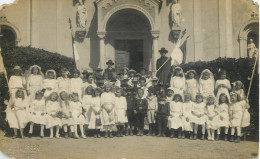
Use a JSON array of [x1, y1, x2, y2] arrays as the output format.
[[239, 19, 259, 57]]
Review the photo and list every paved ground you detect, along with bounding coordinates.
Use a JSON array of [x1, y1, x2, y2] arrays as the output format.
[[0, 131, 259, 159]]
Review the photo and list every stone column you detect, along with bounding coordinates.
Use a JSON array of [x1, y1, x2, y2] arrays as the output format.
[[151, 31, 160, 73], [239, 36, 247, 57], [97, 31, 106, 69]]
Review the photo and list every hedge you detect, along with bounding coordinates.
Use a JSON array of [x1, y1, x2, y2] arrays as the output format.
[[0, 46, 258, 133]]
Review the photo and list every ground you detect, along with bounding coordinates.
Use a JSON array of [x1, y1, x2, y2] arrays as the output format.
[[0, 131, 259, 159]]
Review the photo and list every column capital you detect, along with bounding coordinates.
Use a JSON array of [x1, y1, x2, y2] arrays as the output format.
[[97, 31, 106, 39], [151, 30, 160, 39]]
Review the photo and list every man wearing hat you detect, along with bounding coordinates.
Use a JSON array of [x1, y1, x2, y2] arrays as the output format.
[[104, 60, 116, 81], [156, 48, 172, 87]]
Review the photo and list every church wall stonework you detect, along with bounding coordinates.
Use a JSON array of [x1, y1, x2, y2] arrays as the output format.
[[0, 0, 258, 70]]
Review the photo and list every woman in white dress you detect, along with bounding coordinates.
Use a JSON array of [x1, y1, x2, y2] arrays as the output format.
[[28, 90, 46, 138], [114, 88, 128, 137], [88, 88, 102, 138], [26, 65, 44, 102], [170, 67, 186, 98], [215, 69, 231, 104], [6, 89, 29, 139], [217, 93, 230, 141], [45, 92, 62, 139], [185, 70, 199, 101], [199, 69, 215, 102], [168, 94, 183, 139], [43, 70, 58, 98], [101, 83, 116, 138]]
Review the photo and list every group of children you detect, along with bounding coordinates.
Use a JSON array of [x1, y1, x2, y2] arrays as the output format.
[[5, 60, 251, 143]]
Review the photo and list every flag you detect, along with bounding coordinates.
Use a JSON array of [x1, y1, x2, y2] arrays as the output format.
[[169, 40, 183, 66], [73, 42, 80, 70]]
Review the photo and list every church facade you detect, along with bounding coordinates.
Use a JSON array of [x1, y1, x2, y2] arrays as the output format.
[[0, 0, 258, 72]]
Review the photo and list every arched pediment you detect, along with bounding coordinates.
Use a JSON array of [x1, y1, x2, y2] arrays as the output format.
[[95, 0, 161, 32]]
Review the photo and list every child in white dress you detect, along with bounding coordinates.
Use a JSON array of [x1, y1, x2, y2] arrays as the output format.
[[70, 69, 84, 100], [182, 93, 194, 139], [229, 92, 250, 143], [6, 89, 29, 139], [114, 88, 128, 137], [215, 69, 231, 104], [101, 83, 116, 138], [28, 91, 46, 138], [168, 94, 183, 139], [60, 91, 74, 139], [205, 95, 219, 141], [69, 92, 86, 139], [82, 86, 93, 135], [166, 87, 174, 102], [26, 65, 44, 102], [191, 93, 206, 140], [57, 68, 70, 93], [43, 70, 58, 98], [170, 67, 186, 98], [217, 93, 230, 141], [199, 69, 215, 102], [185, 70, 199, 101], [146, 87, 158, 136], [45, 92, 62, 138], [89, 88, 102, 138], [8, 66, 26, 99]]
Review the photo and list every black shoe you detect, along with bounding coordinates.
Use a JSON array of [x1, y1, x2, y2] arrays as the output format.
[[224, 134, 228, 141], [235, 136, 240, 143], [28, 133, 33, 138], [230, 135, 234, 142]]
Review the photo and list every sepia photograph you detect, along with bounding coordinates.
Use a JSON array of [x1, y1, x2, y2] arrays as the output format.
[[0, 0, 259, 158]]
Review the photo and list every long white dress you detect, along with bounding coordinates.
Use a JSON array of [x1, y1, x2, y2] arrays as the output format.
[[6, 97, 29, 129], [82, 95, 93, 125], [43, 79, 58, 97], [191, 102, 206, 125], [27, 75, 43, 101], [60, 100, 74, 126], [69, 101, 85, 125], [170, 76, 185, 97], [88, 97, 102, 129], [45, 101, 62, 129], [70, 78, 83, 99], [199, 79, 215, 99], [114, 96, 128, 124], [182, 101, 193, 131], [168, 101, 183, 129], [100, 92, 115, 126], [57, 77, 70, 93], [185, 79, 199, 101], [218, 103, 230, 127], [215, 79, 231, 104], [205, 104, 219, 130], [230, 101, 250, 127], [29, 99, 46, 125]]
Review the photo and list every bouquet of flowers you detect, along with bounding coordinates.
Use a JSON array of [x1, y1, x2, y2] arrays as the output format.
[[56, 111, 66, 119]]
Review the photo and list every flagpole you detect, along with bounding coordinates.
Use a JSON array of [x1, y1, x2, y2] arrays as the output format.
[[68, 18, 78, 69]]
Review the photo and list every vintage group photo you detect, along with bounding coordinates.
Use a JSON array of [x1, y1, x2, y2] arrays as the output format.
[[0, 0, 259, 159]]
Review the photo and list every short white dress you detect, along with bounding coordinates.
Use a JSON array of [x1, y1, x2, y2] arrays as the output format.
[[6, 97, 29, 129], [27, 75, 43, 101], [60, 100, 74, 126], [170, 76, 186, 98], [182, 101, 193, 131], [29, 99, 46, 125], [43, 79, 58, 97], [191, 102, 206, 125], [230, 101, 250, 127], [205, 104, 220, 130], [57, 77, 70, 93], [218, 103, 230, 127], [114, 96, 128, 124], [69, 101, 85, 125], [82, 95, 93, 125], [101, 92, 115, 126], [70, 78, 83, 99], [199, 79, 215, 99], [88, 97, 102, 129], [45, 101, 62, 129], [185, 79, 199, 101], [168, 101, 183, 129]]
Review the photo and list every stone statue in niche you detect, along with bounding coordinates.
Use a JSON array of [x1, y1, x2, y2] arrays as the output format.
[[171, 0, 182, 28], [248, 39, 258, 58], [76, 0, 87, 29]]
